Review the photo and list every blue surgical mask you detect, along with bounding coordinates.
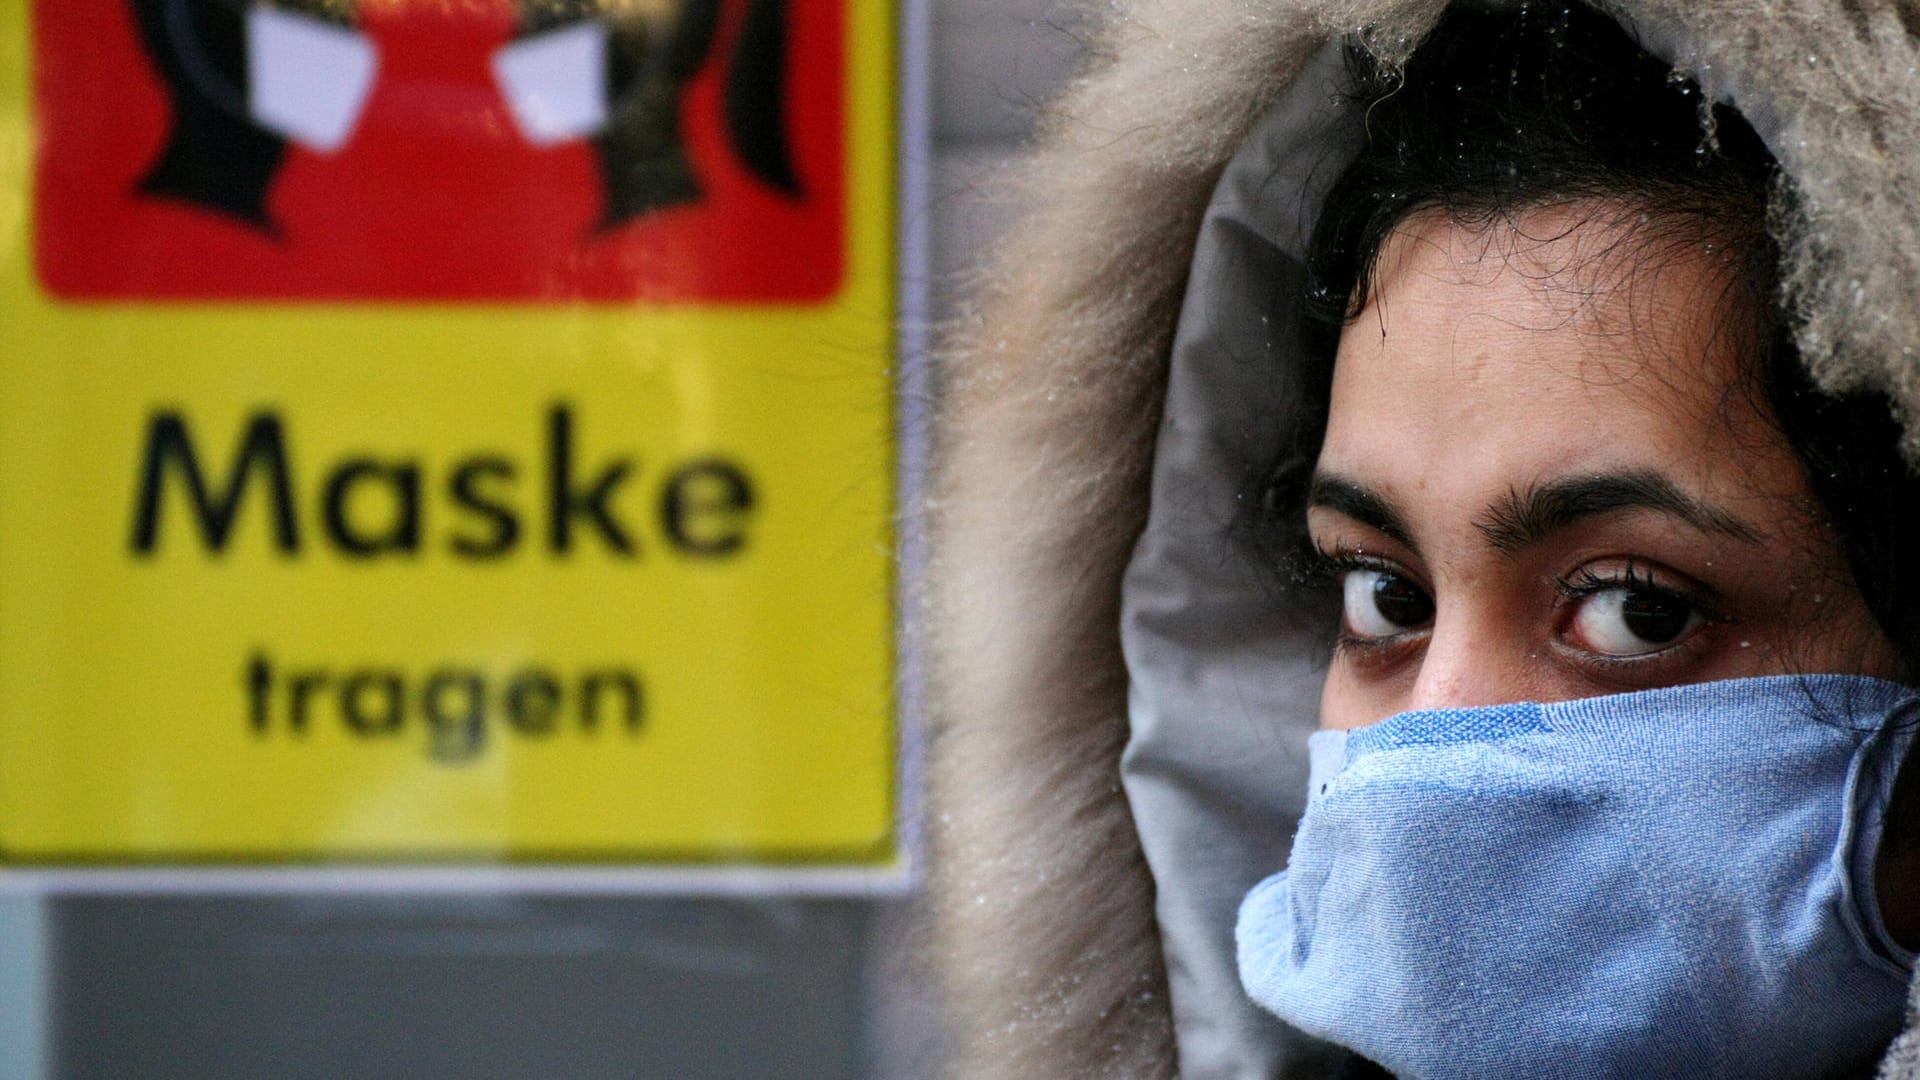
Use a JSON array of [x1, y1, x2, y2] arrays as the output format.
[[1237, 676, 1920, 1079]]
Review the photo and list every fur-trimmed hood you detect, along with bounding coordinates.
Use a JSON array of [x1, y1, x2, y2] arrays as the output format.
[[925, 1, 1920, 1077]]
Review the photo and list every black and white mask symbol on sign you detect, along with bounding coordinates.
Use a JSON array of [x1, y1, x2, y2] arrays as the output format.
[[127, 0, 799, 231], [500, 0, 800, 225], [246, 4, 377, 152], [127, 0, 372, 225]]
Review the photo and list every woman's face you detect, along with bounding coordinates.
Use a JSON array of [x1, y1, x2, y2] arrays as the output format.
[[1311, 204, 1903, 731]]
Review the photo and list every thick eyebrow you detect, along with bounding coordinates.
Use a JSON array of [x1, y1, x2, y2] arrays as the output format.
[[1475, 470, 1763, 553], [1308, 474, 1416, 548]]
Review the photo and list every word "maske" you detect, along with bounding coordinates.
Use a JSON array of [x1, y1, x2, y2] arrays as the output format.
[[1236, 676, 1920, 1079]]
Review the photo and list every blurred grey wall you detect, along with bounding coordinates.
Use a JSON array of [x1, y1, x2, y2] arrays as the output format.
[[930, 0, 1086, 316]]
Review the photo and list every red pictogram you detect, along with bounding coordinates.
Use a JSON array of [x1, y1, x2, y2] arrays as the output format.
[[32, 0, 845, 301]]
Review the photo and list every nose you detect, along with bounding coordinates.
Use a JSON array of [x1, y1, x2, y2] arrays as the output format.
[[1403, 610, 1529, 713]]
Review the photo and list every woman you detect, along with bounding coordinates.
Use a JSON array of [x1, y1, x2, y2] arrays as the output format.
[[927, 0, 1920, 1077], [1238, 7, 1920, 1076]]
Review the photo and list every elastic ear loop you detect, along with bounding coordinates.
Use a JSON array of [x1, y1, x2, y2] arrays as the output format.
[[1861, 698, 1920, 968]]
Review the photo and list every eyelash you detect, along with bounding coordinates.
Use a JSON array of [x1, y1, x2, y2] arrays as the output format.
[[1301, 545, 1400, 589], [1558, 559, 1652, 600], [1554, 560, 1715, 619]]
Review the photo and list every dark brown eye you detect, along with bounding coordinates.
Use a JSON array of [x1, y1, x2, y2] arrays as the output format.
[[1343, 569, 1434, 638], [1572, 586, 1702, 656], [1621, 592, 1692, 644]]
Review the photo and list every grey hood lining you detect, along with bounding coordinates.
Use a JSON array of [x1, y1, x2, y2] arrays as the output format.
[[1118, 39, 1361, 1079]]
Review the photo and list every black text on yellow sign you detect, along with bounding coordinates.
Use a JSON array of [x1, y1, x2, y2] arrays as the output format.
[[136, 404, 751, 766]]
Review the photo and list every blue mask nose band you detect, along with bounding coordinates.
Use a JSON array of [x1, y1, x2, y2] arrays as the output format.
[[1237, 675, 1920, 1080]]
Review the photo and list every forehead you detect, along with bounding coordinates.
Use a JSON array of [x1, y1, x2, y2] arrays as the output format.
[[1318, 205, 1775, 498]]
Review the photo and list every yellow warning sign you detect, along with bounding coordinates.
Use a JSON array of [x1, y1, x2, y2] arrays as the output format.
[[0, 0, 896, 866]]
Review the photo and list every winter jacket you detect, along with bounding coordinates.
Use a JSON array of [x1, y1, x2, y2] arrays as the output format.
[[924, 0, 1920, 1077]]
